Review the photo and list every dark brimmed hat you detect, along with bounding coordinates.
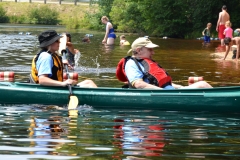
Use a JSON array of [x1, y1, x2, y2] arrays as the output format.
[[38, 30, 62, 48]]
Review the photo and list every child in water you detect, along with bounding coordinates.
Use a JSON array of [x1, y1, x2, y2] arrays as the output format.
[[82, 36, 90, 43], [222, 21, 233, 60], [119, 35, 130, 46], [202, 23, 212, 43]]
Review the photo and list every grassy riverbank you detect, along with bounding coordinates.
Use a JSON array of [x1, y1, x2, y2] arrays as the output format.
[[0, 2, 98, 27]]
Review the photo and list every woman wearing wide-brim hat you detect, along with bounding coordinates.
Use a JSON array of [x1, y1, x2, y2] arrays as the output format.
[[30, 30, 97, 88]]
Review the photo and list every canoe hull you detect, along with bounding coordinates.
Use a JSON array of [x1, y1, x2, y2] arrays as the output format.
[[0, 82, 240, 112]]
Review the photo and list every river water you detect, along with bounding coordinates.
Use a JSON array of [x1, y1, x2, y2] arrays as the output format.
[[0, 24, 240, 159]]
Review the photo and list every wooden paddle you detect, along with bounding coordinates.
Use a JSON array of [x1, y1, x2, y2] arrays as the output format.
[[59, 34, 79, 110], [58, 33, 67, 56], [64, 61, 79, 110]]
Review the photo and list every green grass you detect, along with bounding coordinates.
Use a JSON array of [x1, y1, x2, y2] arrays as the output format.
[[0, 2, 98, 25]]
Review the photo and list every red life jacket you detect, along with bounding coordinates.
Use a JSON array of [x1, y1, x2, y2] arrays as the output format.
[[116, 56, 172, 88]]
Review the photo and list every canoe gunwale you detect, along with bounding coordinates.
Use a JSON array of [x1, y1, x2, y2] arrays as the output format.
[[0, 82, 240, 112]]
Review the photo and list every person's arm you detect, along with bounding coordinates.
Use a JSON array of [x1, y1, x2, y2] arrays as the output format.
[[39, 75, 76, 86], [236, 40, 240, 61], [172, 83, 183, 89], [132, 79, 161, 89], [74, 49, 79, 54], [202, 28, 206, 36], [216, 12, 221, 32], [222, 44, 230, 60], [102, 23, 110, 43]]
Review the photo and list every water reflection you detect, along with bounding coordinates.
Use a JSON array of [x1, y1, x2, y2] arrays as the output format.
[[102, 44, 115, 54], [1, 105, 240, 158], [113, 118, 166, 159], [29, 116, 67, 155]]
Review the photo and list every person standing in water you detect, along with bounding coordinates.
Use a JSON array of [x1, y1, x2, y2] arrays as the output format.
[[216, 5, 230, 46], [101, 16, 116, 45], [202, 23, 212, 44]]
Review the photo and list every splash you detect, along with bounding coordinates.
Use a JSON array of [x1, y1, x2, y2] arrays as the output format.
[[92, 56, 100, 74], [74, 51, 81, 68]]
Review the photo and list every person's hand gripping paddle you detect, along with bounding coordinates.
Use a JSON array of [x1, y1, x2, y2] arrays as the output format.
[[59, 34, 79, 110]]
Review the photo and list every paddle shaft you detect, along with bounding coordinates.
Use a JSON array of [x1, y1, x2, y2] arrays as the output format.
[[62, 51, 73, 96]]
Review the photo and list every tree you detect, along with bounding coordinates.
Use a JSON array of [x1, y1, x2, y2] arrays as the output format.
[[29, 6, 59, 25], [85, 0, 240, 38]]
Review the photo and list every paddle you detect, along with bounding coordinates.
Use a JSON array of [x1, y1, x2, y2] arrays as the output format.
[[59, 34, 79, 110]]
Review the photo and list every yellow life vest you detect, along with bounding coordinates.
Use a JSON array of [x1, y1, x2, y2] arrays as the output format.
[[123, 41, 130, 45], [30, 50, 63, 83]]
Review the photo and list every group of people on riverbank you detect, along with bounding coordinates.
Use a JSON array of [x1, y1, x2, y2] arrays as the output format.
[[202, 5, 240, 61]]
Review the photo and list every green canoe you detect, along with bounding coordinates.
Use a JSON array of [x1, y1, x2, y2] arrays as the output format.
[[0, 82, 240, 112]]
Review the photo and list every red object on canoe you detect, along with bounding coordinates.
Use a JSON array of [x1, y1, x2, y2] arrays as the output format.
[[63, 72, 78, 81], [188, 77, 203, 85], [0, 72, 14, 82]]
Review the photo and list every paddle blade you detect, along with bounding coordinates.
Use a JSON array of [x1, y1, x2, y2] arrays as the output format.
[[68, 95, 79, 109], [68, 110, 78, 117], [58, 34, 67, 55]]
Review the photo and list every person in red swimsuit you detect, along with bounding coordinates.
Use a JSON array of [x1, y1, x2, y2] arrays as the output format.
[[216, 5, 230, 46]]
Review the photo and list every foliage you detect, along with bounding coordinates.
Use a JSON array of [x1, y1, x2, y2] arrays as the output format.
[[28, 5, 59, 25], [65, 17, 81, 29], [80, 11, 103, 30], [81, 0, 115, 31], [0, 5, 8, 23], [95, 0, 240, 38], [8, 15, 29, 24], [97, 0, 114, 17], [109, 0, 144, 33]]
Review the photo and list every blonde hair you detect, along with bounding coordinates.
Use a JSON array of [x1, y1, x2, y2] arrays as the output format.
[[207, 23, 212, 27], [101, 16, 109, 21], [120, 35, 126, 40], [225, 21, 232, 27]]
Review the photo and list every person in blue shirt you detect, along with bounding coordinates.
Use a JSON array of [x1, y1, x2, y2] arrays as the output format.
[[124, 37, 212, 89], [30, 30, 97, 88]]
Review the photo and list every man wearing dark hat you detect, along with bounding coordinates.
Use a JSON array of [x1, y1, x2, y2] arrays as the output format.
[[30, 30, 97, 87]]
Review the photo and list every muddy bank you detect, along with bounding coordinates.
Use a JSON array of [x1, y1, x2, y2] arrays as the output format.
[[211, 52, 232, 60], [211, 45, 238, 61]]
